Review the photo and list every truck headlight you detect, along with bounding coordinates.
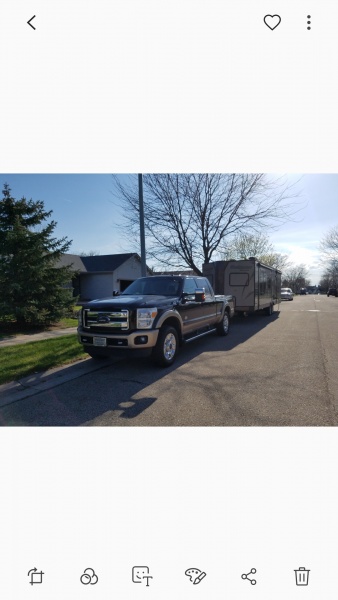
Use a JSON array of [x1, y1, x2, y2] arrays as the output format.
[[77, 309, 83, 326], [137, 308, 158, 329]]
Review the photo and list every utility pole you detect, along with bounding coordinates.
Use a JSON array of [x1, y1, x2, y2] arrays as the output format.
[[138, 174, 147, 276]]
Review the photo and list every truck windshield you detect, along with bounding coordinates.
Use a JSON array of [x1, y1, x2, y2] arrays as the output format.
[[121, 277, 182, 296]]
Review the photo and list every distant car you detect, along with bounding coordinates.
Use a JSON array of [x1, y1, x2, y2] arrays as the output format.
[[327, 287, 338, 297], [300, 288, 307, 295], [281, 287, 294, 300]]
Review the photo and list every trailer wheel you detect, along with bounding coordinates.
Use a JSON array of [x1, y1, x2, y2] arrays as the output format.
[[216, 311, 230, 336], [152, 325, 179, 367], [265, 304, 273, 316]]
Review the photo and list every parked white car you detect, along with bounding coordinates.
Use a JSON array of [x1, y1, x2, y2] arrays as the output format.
[[281, 287, 294, 300]]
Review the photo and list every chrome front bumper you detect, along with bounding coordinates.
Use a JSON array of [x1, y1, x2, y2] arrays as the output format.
[[78, 327, 159, 349]]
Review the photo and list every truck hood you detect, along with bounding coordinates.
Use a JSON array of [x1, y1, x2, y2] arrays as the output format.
[[83, 295, 179, 310]]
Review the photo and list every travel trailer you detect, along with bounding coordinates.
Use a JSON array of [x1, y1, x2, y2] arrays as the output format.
[[203, 258, 281, 315]]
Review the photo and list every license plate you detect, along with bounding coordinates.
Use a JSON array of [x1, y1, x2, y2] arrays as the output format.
[[93, 337, 107, 347]]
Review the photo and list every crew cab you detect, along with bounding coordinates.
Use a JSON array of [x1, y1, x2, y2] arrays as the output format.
[[78, 275, 234, 366]]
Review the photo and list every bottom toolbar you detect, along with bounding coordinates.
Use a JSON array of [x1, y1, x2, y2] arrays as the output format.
[[24, 566, 312, 587]]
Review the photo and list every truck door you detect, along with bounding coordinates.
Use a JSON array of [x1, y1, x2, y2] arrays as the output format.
[[195, 277, 219, 324], [179, 277, 211, 334]]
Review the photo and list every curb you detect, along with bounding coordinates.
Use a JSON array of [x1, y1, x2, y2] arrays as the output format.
[[0, 357, 115, 408]]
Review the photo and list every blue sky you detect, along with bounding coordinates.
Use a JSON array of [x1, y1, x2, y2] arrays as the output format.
[[270, 174, 338, 284], [0, 175, 126, 257], [1, 174, 337, 285]]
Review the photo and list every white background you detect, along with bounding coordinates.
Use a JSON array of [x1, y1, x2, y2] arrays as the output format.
[[2, 429, 338, 599], [1, 1, 338, 598], [0, 0, 337, 171]]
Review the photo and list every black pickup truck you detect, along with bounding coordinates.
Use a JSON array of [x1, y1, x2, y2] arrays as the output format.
[[78, 275, 234, 366]]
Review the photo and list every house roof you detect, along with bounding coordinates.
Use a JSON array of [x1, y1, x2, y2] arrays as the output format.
[[59, 254, 87, 271], [60, 253, 140, 273]]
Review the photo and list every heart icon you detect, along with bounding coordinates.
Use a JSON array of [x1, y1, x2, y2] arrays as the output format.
[[264, 15, 281, 30]]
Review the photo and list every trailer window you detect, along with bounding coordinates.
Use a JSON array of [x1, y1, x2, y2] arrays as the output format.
[[229, 273, 249, 286]]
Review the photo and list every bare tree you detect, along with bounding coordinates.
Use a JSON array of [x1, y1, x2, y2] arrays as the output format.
[[112, 174, 303, 275], [319, 225, 338, 262], [79, 250, 101, 256], [319, 259, 338, 289], [221, 232, 274, 259], [258, 253, 290, 271], [220, 232, 290, 270], [318, 225, 338, 290], [282, 264, 310, 292]]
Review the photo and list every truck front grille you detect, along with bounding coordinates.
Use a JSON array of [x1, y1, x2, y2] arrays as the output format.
[[84, 309, 129, 331]]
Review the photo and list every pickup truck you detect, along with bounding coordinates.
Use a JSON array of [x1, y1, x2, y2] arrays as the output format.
[[78, 275, 234, 366]]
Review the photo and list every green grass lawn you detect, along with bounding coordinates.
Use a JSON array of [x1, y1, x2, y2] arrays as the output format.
[[0, 335, 87, 385], [53, 317, 78, 328]]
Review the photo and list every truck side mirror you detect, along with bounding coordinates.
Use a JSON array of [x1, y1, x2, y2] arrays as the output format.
[[195, 288, 206, 302]]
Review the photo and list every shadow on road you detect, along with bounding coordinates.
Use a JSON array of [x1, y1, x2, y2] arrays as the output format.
[[0, 311, 281, 426]]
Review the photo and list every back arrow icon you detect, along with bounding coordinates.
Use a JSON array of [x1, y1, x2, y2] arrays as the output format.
[[27, 15, 36, 30]]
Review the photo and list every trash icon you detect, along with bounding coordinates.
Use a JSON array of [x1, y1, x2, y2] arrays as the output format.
[[294, 567, 310, 586]]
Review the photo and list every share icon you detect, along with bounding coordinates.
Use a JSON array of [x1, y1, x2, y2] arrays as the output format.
[[241, 568, 257, 585]]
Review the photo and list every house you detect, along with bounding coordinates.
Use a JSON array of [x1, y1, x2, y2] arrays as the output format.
[[59, 253, 152, 301]]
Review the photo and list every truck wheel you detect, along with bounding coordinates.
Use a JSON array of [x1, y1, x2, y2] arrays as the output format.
[[152, 326, 178, 367], [216, 311, 230, 336], [84, 346, 109, 359]]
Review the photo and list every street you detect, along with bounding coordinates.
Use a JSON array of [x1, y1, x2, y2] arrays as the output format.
[[1, 294, 337, 426]]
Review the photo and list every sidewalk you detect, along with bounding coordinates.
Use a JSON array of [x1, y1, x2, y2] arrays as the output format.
[[0, 327, 78, 347], [0, 356, 109, 407]]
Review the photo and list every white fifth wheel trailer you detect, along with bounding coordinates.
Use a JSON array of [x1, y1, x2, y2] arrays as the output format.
[[203, 258, 281, 316]]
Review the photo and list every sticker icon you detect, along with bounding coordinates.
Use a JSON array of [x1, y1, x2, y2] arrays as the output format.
[[80, 568, 99, 585], [132, 566, 153, 586], [185, 568, 207, 584]]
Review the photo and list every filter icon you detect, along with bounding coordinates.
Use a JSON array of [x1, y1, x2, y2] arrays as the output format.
[[294, 567, 310, 586]]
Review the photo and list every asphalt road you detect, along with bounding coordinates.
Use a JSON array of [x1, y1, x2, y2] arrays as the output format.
[[1, 294, 337, 426]]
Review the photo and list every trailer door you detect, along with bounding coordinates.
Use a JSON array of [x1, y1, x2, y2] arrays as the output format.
[[224, 263, 255, 311]]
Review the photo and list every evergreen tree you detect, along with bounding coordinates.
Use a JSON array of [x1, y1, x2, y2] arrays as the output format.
[[0, 183, 75, 327]]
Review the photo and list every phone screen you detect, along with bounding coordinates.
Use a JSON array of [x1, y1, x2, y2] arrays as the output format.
[[0, 2, 337, 598]]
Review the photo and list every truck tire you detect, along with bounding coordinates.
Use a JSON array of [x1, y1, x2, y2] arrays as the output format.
[[152, 325, 178, 367], [84, 346, 109, 359], [216, 310, 230, 336]]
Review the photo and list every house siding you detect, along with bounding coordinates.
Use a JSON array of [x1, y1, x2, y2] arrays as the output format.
[[81, 273, 114, 300], [59, 253, 152, 301], [113, 255, 146, 289]]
